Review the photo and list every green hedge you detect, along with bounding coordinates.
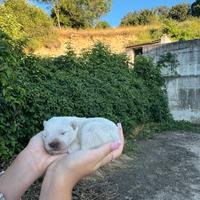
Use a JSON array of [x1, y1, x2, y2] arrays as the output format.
[[0, 32, 171, 159]]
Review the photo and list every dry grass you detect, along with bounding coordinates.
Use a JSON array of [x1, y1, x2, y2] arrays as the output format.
[[34, 24, 162, 57]]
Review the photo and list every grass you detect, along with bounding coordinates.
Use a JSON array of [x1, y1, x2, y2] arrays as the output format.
[[34, 17, 200, 57], [124, 120, 200, 154], [34, 24, 162, 56]]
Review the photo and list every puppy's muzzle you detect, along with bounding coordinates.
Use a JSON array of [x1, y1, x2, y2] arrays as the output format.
[[48, 140, 60, 150]]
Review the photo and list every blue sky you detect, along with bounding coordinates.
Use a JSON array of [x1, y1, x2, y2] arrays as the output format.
[[33, 0, 194, 27], [101, 0, 194, 26]]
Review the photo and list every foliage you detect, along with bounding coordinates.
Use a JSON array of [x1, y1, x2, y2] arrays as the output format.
[[128, 27, 162, 51], [191, 0, 200, 17], [40, 0, 112, 28], [0, 5, 26, 41], [120, 9, 159, 26], [0, 0, 55, 50], [120, 3, 192, 28], [155, 6, 170, 19], [162, 18, 200, 40], [95, 21, 110, 29], [0, 31, 25, 159], [157, 52, 179, 74], [0, 32, 174, 159], [138, 9, 157, 25], [120, 12, 139, 26], [168, 3, 190, 22], [37, 0, 62, 28]]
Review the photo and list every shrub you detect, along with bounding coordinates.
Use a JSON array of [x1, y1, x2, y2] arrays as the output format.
[[191, 0, 200, 17], [155, 6, 170, 19], [120, 12, 140, 26], [0, 0, 55, 50], [168, 3, 190, 22], [120, 9, 160, 26], [0, 31, 25, 159], [162, 18, 200, 40], [0, 6, 26, 41], [0, 35, 172, 159], [95, 21, 111, 29], [138, 9, 158, 25]]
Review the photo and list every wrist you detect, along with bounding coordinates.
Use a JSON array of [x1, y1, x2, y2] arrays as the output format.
[[40, 166, 74, 200], [0, 148, 45, 200], [48, 163, 79, 190]]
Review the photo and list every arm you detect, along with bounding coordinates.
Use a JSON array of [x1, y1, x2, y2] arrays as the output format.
[[39, 123, 124, 200], [39, 167, 73, 200], [0, 132, 62, 200]]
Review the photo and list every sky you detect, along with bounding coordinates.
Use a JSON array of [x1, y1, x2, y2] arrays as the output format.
[[33, 0, 195, 27]]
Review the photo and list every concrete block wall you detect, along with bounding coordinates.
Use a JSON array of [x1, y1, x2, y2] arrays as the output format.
[[143, 39, 200, 123]]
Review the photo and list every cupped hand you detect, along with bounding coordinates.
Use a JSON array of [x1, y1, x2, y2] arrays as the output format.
[[48, 123, 124, 187], [25, 131, 63, 176]]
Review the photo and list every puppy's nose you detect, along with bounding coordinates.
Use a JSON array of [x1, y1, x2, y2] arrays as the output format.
[[49, 141, 60, 149]]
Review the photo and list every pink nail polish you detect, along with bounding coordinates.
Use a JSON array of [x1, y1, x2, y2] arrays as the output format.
[[111, 141, 121, 151]]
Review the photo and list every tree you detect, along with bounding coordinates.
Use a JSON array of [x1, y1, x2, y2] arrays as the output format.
[[120, 9, 157, 26], [138, 9, 156, 25], [38, 0, 112, 28], [0, 5, 26, 41], [191, 0, 200, 17], [1, 0, 54, 49], [95, 21, 110, 29], [155, 6, 169, 18], [120, 12, 139, 26], [37, 0, 61, 28], [168, 3, 190, 21]]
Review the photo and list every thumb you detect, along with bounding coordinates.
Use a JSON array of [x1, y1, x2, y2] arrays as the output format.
[[92, 140, 121, 165]]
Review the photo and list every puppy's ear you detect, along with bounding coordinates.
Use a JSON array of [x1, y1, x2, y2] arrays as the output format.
[[67, 121, 78, 144], [70, 121, 78, 132], [41, 130, 47, 140], [43, 120, 47, 129]]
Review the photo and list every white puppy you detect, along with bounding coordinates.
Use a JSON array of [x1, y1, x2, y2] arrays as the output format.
[[42, 116, 119, 154]]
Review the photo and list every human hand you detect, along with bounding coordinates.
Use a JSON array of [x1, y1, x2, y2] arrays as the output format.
[[0, 132, 64, 200], [46, 123, 124, 188], [24, 131, 63, 176]]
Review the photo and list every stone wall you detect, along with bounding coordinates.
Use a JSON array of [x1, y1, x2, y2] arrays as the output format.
[[143, 39, 200, 123]]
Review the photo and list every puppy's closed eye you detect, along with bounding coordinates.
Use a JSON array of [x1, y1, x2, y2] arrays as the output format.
[[60, 132, 65, 135]]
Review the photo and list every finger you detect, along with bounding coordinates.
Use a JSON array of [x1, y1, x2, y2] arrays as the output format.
[[93, 141, 121, 171], [112, 123, 124, 157], [96, 153, 114, 168], [91, 142, 112, 162], [92, 139, 121, 163], [117, 123, 124, 143]]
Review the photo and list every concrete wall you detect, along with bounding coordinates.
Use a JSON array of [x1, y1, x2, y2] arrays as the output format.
[[143, 39, 200, 123]]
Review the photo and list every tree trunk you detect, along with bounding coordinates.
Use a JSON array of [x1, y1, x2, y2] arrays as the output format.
[[54, 5, 61, 29]]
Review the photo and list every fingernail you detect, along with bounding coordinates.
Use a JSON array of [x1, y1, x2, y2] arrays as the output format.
[[117, 123, 122, 129], [111, 141, 121, 151]]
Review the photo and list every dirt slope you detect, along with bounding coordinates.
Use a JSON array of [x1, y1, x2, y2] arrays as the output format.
[[34, 25, 161, 57]]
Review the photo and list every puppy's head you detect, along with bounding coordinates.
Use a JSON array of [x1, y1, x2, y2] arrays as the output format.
[[42, 117, 78, 154]]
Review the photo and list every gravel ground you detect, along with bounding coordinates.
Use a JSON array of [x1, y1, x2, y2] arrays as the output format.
[[1, 131, 200, 200]]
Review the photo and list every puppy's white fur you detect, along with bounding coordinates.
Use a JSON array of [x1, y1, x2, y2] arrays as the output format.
[[42, 116, 119, 154]]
